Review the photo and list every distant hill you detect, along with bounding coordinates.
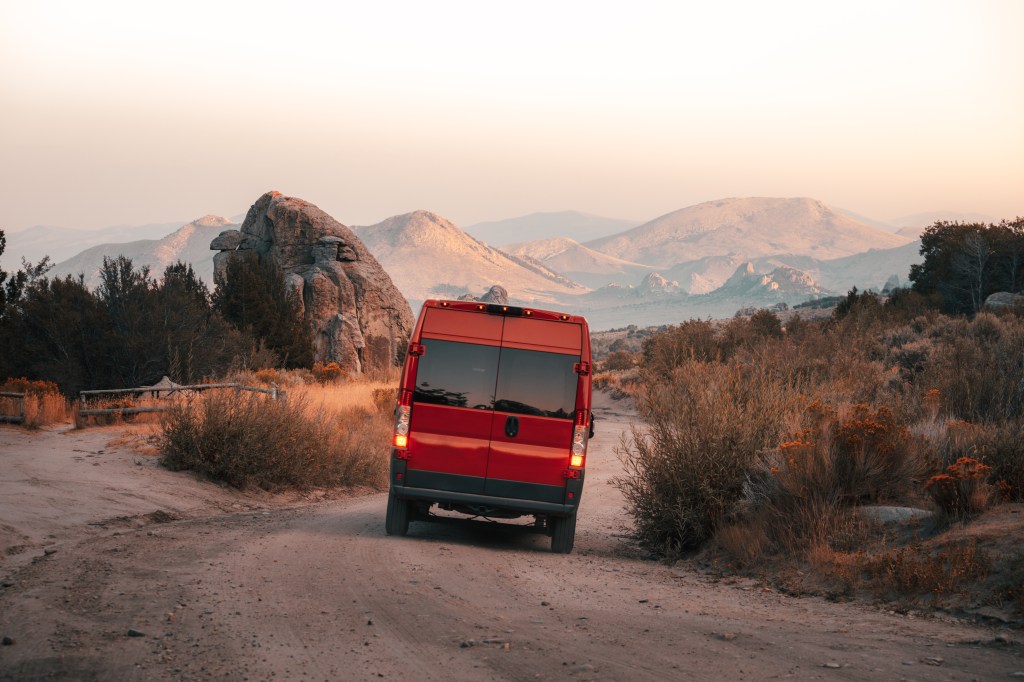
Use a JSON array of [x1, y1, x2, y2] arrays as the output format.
[[352, 211, 584, 307], [1, 221, 185, 271], [47, 216, 235, 288], [463, 211, 637, 247], [503, 237, 654, 288], [585, 197, 913, 267]]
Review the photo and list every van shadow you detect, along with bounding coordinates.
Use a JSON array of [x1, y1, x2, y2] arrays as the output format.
[[321, 505, 557, 554]]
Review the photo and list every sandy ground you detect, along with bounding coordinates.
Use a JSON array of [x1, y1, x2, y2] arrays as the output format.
[[0, 395, 1021, 681]]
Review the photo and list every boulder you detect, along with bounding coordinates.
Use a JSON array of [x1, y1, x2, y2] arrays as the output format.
[[211, 191, 413, 374], [457, 285, 509, 305], [984, 291, 1024, 309]]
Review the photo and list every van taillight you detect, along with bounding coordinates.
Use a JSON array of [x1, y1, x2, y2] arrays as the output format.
[[569, 410, 589, 468], [393, 391, 412, 452]]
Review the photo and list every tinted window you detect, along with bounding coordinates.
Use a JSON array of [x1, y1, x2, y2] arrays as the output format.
[[494, 348, 579, 419], [413, 339, 499, 409]]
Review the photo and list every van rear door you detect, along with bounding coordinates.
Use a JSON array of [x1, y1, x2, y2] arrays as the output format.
[[404, 307, 501, 494], [483, 316, 583, 504]]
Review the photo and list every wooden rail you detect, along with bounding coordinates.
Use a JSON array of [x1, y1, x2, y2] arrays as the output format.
[[0, 392, 26, 424], [78, 383, 284, 417]]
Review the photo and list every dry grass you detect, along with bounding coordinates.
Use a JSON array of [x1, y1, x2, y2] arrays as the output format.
[[158, 374, 395, 491], [0, 378, 71, 428]]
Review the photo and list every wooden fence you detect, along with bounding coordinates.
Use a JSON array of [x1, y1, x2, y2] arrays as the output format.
[[0, 392, 25, 424], [78, 383, 285, 417]]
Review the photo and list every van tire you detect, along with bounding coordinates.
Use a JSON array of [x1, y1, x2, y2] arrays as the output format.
[[385, 491, 410, 536], [550, 514, 576, 554]]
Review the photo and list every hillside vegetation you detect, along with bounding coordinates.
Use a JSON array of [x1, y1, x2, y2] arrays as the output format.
[[612, 289, 1023, 616]]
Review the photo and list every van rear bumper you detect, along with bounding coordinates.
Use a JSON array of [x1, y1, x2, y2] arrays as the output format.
[[391, 484, 580, 517]]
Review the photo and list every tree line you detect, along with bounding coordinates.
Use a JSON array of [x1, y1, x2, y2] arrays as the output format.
[[0, 231, 312, 395], [910, 218, 1024, 314]]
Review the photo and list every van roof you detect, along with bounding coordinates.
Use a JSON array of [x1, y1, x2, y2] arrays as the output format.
[[421, 299, 589, 326]]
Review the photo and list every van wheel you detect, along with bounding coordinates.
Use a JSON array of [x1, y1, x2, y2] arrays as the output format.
[[550, 514, 576, 554], [385, 491, 409, 536]]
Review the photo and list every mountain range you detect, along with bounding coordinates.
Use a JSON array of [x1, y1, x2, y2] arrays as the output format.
[[8, 197, 941, 329], [352, 211, 582, 307], [0, 221, 186, 271], [45, 216, 236, 287]]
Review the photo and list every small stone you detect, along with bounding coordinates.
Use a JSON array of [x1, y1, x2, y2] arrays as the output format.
[[2, 636, 13, 646], [717, 633, 737, 641], [541, 601, 550, 606], [460, 639, 476, 648], [43, 548, 57, 556], [902, 661, 914, 666], [367, 620, 373, 626], [127, 629, 145, 638], [638, 598, 649, 604], [923, 657, 944, 666], [822, 663, 841, 669], [1008, 672, 1024, 678], [995, 633, 1015, 645], [1, 581, 14, 588]]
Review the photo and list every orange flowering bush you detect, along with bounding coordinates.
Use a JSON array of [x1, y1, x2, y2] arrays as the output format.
[[1, 378, 61, 396], [924, 456, 994, 517], [254, 368, 283, 385], [1, 378, 69, 428], [768, 401, 926, 510], [312, 361, 345, 384]]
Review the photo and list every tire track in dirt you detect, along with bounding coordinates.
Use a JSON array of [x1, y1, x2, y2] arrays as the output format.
[[2, 397, 1022, 680]]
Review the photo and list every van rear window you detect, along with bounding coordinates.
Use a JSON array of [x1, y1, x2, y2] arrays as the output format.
[[494, 348, 578, 419], [413, 339, 579, 418], [413, 339, 499, 409]]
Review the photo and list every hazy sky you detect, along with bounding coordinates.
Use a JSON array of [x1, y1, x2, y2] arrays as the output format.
[[2, 0, 1022, 232]]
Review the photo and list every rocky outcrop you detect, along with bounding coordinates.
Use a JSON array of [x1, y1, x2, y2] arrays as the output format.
[[638, 272, 680, 294], [211, 192, 413, 374], [457, 285, 509, 304], [984, 292, 1024, 309]]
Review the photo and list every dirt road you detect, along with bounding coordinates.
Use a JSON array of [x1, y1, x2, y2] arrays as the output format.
[[1, 395, 1021, 680]]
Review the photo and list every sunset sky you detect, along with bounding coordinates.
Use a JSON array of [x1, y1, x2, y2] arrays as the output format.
[[2, 0, 1022, 231]]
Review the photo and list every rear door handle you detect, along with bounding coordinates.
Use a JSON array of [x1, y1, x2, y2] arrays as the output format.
[[504, 415, 519, 438]]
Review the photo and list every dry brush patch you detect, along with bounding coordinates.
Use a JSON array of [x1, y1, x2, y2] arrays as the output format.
[[616, 360, 804, 555], [159, 377, 394, 491], [0, 378, 70, 428], [622, 305, 1024, 618]]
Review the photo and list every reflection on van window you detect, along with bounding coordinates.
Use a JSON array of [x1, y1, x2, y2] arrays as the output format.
[[414, 339, 499, 409], [494, 348, 578, 419]]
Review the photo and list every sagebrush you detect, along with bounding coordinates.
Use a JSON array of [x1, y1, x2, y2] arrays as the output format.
[[159, 387, 391, 491]]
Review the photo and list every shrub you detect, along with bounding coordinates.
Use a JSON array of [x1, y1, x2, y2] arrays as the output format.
[[616, 360, 802, 555], [924, 457, 994, 517], [253, 368, 284, 386], [973, 421, 1024, 501], [159, 389, 389, 490], [867, 540, 989, 596], [601, 350, 637, 372], [0, 378, 69, 428], [312, 361, 346, 384]]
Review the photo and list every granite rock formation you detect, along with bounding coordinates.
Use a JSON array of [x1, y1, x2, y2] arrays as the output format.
[[211, 192, 413, 373], [457, 285, 510, 305]]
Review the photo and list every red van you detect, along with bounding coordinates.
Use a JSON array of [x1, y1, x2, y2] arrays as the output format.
[[385, 300, 593, 553]]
